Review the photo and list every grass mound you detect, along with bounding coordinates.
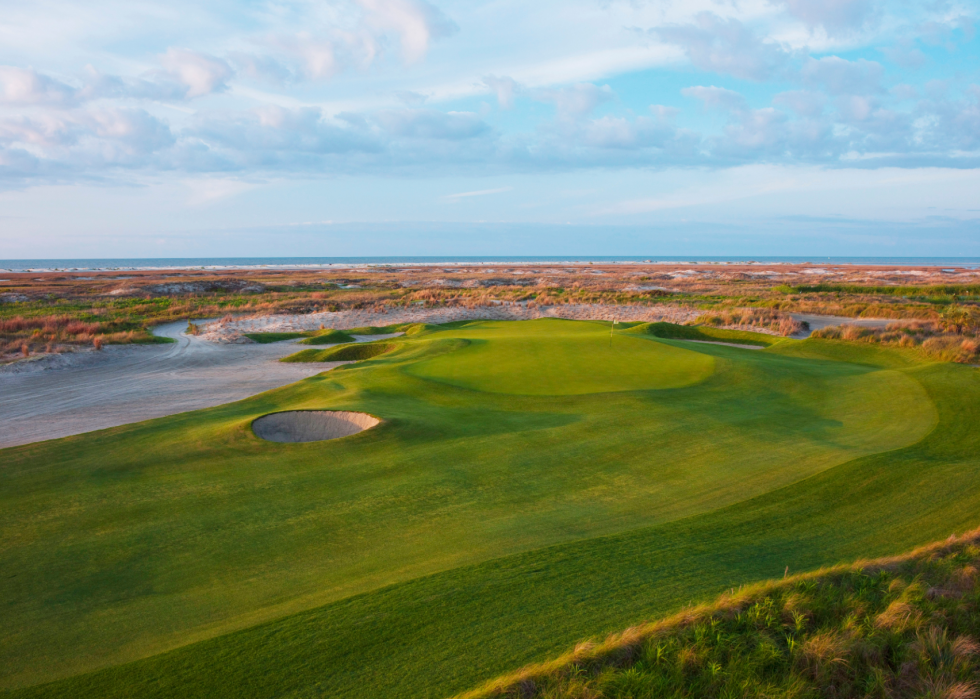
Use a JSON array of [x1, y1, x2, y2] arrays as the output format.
[[407, 320, 716, 394], [623, 321, 781, 347], [280, 341, 395, 363], [298, 329, 356, 345], [458, 530, 980, 699], [243, 332, 309, 343], [346, 324, 405, 335]]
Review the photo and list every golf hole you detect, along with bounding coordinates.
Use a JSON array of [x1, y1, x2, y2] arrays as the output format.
[[252, 411, 380, 443]]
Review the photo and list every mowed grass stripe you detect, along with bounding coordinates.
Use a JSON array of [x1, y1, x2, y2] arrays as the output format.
[[0, 320, 947, 693]]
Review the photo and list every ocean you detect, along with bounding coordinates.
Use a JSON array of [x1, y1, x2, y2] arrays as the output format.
[[1, 256, 979, 272]]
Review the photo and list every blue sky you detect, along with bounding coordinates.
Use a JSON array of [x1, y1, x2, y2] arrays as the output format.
[[0, 0, 978, 257]]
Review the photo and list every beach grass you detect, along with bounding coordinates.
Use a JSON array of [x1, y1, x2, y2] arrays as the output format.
[[1, 319, 975, 699]]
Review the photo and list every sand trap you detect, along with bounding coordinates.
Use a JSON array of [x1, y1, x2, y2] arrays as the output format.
[[252, 410, 380, 443]]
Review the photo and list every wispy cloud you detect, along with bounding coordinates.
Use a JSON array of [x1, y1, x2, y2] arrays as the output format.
[[442, 186, 513, 201]]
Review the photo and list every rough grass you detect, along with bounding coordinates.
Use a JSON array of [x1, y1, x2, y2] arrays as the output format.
[[243, 331, 311, 343], [280, 341, 396, 362], [298, 329, 356, 345], [1, 320, 975, 699], [456, 529, 980, 699]]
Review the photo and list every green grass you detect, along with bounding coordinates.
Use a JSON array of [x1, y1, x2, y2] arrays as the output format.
[[298, 329, 356, 345], [280, 341, 397, 362], [0, 319, 975, 699], [622, 321, 783, 347], [458, 530, 980, 699], [243, 331, 311, 343]]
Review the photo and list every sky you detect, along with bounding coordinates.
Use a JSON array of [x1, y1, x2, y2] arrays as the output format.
[[0, 0, 978, 258]]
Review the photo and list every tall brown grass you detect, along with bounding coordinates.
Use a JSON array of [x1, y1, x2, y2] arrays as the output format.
[[813, 321, 980, 363]]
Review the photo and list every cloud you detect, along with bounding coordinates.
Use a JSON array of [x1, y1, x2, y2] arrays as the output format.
[[0, 66, 76, 106], [255, 0, 456, 82], [157, 49, 233, 98], [532, 83, 614, 117], [359, 0, 457, 64], [652, 13, 789, 81], [443, 186, 512, 201], [374, 108, 489, 139], [770, 0, 876, 33], [682, 85, 747, 112], [483, 75, 519, 109], [880, 39, 927, 69], [0, 107, 174, 166], [802, 56, 884, 95], [773, 90, 827, 117]]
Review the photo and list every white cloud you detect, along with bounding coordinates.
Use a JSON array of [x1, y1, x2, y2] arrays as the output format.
[[652, 13, 790, 81], [375, 108, 489, 139], [770, 0, 876, 33], [483, 75, 519, 109], [0, 66, 76, 106], [532, 83, 615, 117], [359, 0, 457, 64], [802, 56, 884, 95], [443, 186, 512, 200], [682, 85, 747, 112], [158, 49, 233, 99]]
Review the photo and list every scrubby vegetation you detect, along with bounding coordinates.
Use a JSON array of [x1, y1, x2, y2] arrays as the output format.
[[2, 263, 977, 363], [459, 530, 980, 699], [813, 309, 980, 364], [694, 308, 807, 336]]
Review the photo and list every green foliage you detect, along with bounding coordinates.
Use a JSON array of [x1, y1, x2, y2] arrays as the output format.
[[1, 320, 977, 699]]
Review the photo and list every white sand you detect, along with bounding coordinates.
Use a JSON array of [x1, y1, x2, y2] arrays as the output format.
[[0, 321, 331, 448], [202, 303, 699, 343], [252, 411, 379, 443]]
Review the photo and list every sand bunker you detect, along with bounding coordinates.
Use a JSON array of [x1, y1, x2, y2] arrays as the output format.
[[252, 410, 380, 443]]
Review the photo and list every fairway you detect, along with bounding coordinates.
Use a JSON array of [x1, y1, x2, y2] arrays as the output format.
[[1, 319, 972, 699]]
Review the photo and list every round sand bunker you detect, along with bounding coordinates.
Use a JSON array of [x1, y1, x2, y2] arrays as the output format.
[[252, 411, 380, 443]]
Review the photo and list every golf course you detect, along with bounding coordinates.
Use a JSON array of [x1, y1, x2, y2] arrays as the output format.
[[2, 318, 978, 698]]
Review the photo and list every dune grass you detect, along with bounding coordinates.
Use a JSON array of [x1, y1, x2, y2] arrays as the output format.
[[1, 319, 975, 699]]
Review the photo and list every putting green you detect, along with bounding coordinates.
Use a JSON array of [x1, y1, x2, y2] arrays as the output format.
[[405, 319, 715, 394], [0, 320, 958, 699]]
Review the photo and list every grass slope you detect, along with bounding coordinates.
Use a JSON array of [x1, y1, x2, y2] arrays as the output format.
[[298, 329, 356, 345], [281, 341, 396, 362], [243, 331, 311, 343], [1, 320, 973, 699], [622, 321, 782, 347], [459, 529, 980, 699]]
